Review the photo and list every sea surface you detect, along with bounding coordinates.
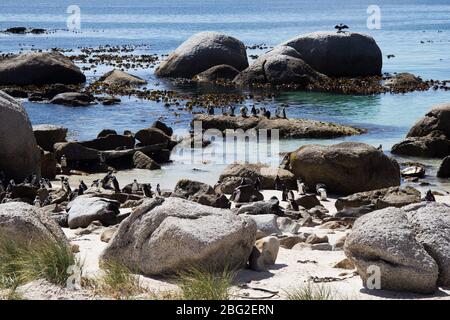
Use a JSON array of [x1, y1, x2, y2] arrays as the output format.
[[1, 0, 450, 189]]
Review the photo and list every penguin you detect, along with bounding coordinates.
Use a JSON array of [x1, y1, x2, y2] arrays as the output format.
[[254, 177, 261, 191], [156, 183, 161, 196], [111, 176, 120, 193], [142, 184, 152, 197], [33, 196, 41, 208], [274, 175, 282, 190], [79, 180, 88, 192], [131, 179, 140, 194], [91, 179, 100, 188], [316, 183, 328, 201]]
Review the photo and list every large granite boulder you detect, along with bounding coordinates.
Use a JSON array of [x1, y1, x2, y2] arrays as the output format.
[[132, 151, 161, 170], [0, 91, 41, 181], [135, 127, 171, 147], [280, 31, 382, 77], [234, 46, 328, 86], [101, 197, 256, 275], [289, 142, 400, 195], [219, 163, 296, 190], [33, 124, 68, 152], [53, 142, 99, 162], [99, 69, 147, 87], [0, 202, 68, 245], [67, 195, 121, 229], [345, 202, 450, 293], [335, 186, 421, 212], [392, 103, 450, 158], [155, 32, 248, 78], [0, 51, 86, 85]]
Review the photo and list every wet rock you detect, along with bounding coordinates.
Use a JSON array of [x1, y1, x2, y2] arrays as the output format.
[[50, 92, 95, 107], [67, 195, 121, 229], [0, 51, 86, 85], [392, 103, 450, 158], [335, 186, 422, 212], [132, 151, 161, 170], [101, 197, 256, 275], [99, 69, 147, 87], [5, 27, 27, 34], [135, 127, 171, 147], [280, 31, 382, 77], [33, 124, 68, 152], [385, 73, 422, 89], [234, 46, 327, 86], [155, 31, 248, 78], [437, 156, 450, 178], [219, 163, 296, 190], [97, 129, 118, 138], [0, 91, 41, 181], [401, 165, 425, 178], [80, 134, 135, 151], [152, 120, 173, 137], [193, 114, 364, 139], [54, 142, 99, 162], [194, 64, 240, 82], [289, 142, 400, 195], [0, 202, 68, 245]]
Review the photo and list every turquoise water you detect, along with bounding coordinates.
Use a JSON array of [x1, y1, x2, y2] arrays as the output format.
[[1, 0, 450, 188]]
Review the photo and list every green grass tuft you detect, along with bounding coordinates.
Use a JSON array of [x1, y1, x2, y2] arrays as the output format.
[[97, 261, 143, 299], [0, 236, 80, 288], [178, 267, 235, 300], [285, 282, 339, 300]]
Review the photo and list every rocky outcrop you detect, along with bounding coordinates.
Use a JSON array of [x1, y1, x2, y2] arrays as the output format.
[[345, 202, 450, 293], [155, 32, 248, 78], [0, 91, 41, 181], [101, 197, 256, 275], [0, 51, 86, 85], [0, 202, 68, 245], [171, 179, 230, 209], [194, 64, 240, 82], [79, 134, 135, 151], [249, 236, 280, 271], [335, 186, 421, 212], [289, 142, 400, 195], [280, 31, 382, 77], [50, 92, 95, 107], [33, 124, 68, 152], [99, 69, 147, 87], [219, 163, 296, 191], [54, 142, 99, 162], [392, 103, 450, 158], [132, 151, 161, 170], [234, 46, 328, 86], [67, 195, 121, 229], [192, 114, 363, 139], [235, 198, 284, 216], [135, 127, 171, 147]]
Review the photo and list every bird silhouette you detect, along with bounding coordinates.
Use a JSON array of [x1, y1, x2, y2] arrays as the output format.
[[335, 23, 349, 33]]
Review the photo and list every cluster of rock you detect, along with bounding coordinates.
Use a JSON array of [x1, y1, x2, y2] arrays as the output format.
[[155, 31, 382, 87]]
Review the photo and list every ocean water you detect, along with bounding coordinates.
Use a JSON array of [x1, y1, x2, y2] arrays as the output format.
[[1, 0, 450, 189]]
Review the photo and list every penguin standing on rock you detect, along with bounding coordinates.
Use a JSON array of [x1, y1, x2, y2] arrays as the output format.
[[112, 176, 120, 193], [316, 183, 328, 201]]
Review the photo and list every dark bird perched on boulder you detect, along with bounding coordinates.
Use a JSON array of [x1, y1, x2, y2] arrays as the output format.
[[316, 183, 327, 201], [112, 176, 120, 193], [79, 180, 88, 192], [142, 183, 152, 198], [335, 23, 349, 33]]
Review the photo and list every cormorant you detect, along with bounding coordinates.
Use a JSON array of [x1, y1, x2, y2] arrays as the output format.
[[335, 23, 349, 33]]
